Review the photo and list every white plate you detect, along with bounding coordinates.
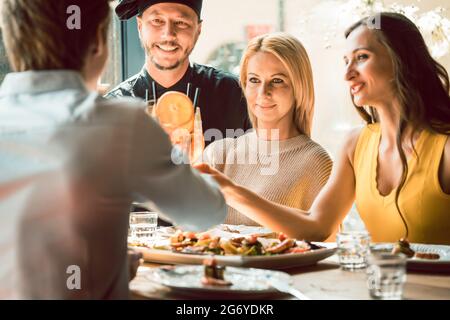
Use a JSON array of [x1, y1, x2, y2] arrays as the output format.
[[370, 243, 450, 272], [134, 243, 336, 269], [131, 224, 337, 269], [144, 265, 292, 298]]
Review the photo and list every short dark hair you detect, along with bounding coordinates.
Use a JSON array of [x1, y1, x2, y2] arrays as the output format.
[[0, 0, 112, 71]]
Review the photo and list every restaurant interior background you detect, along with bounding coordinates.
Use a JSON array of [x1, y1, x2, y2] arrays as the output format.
[[1, 0, 448, 229]]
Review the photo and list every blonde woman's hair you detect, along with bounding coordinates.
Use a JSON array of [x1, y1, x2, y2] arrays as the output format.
[[239, 32, 315, 137]]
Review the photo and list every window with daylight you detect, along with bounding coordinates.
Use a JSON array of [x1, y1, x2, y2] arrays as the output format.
[[97, 1, 123, 95]]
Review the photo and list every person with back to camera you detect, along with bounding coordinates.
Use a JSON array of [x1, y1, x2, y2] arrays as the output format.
[[0, 0, 226, 299]]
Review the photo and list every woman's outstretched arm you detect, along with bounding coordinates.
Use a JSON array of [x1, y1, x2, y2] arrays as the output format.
[[195, 128, 362, 241]]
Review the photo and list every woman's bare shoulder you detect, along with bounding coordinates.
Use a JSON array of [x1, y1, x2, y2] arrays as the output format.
[[342, 126, 366, 167]]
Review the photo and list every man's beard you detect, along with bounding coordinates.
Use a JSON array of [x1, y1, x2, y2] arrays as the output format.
[[150, 55, 182, 71], [144, 42, 189, 71]]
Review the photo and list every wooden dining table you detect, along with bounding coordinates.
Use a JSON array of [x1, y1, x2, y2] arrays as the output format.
[[129, 254, 450, 300]]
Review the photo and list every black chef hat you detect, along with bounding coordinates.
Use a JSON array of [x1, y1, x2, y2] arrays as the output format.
[[115, 0, 203, 21]]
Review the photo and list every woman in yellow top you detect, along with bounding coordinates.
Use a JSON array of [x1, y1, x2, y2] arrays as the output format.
[[196, 12, 450, 245]]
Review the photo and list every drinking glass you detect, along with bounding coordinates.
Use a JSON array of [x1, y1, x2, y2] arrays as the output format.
[[366, 252, 407, 300], [336, 231, 371, 270], [128, 211, 158, 246]]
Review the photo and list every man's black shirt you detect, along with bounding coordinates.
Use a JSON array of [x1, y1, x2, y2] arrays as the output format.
[[106, 63, 251, 144]]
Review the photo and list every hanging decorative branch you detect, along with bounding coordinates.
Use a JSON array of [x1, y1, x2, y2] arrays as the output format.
[[305, 0, 450, 58]]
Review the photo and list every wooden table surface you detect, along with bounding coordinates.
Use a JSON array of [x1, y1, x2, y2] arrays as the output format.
[[129, 254, 450, 300]]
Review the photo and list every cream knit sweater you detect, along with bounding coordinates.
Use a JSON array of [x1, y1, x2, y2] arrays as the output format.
[[204, 130, 333, 226]]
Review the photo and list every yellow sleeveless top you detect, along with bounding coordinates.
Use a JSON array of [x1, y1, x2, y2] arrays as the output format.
[[354, 124, 450, 245]]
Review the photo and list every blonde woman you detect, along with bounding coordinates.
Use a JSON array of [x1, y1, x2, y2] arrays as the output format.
[[203, 33, 333, 229]]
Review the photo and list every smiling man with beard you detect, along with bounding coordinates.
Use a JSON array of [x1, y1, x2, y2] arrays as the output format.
[[106, 0, 251, 143]]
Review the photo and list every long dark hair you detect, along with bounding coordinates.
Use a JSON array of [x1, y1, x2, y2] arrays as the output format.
[[345, 12, 450, 239]]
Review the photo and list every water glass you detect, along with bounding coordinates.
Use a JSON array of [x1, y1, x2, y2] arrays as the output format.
[[366, 253, 407, 300], [129, 211, 158, 246], [336, 231, 371, 270]]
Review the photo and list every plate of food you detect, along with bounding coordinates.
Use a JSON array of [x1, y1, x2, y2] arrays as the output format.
[[143, 258, 293, 298], [370, 242, 450, 272], [129, 224, 337, 269]]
